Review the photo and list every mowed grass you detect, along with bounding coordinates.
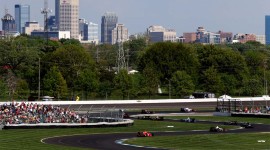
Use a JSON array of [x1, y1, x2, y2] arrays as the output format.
[[0, 116, 266, 150], [125, 133, 270, 150]]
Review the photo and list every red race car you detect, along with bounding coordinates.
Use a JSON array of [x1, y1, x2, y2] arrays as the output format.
[[137, 131, 154, 137]]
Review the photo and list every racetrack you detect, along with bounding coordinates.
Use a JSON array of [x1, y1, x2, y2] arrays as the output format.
[[42, 119, 270, 150], [40, 101, 270, 150]]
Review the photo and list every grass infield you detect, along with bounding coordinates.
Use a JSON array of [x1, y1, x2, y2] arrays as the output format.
[[0, 116, 268, 150], [125, 133, 270, 150]]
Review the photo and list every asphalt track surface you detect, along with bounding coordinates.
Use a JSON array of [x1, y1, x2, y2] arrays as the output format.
[[43, 118, 270, 150], [42, 102, 270, 150]]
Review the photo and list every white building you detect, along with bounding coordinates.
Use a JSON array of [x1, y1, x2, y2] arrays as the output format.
[[112, 24, 129, 44], [55, 0, 79, 39], [23, 21, 43, 35], [147, 25, 176, 42], [256, 35, 266, 45]]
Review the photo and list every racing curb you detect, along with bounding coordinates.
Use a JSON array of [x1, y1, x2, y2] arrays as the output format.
[[115, 138, 166, 150]]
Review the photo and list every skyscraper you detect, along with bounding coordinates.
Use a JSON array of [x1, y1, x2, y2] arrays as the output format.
[[79, 19, 99, 44], [15, 4, 30, 33], [55, 0, 79, 39], [265, 16, 270, 45], [1, 10, 16, 33], [101, 12, 118, 44], [112, 24, 129, 44]]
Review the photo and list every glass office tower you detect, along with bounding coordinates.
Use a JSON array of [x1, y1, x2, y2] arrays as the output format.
[[15, 4, 30, 33], [101, 12, 118, 44], [265, 16, 270, 45]]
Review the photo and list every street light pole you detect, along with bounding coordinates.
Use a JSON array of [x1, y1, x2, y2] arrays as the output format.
[[169, 80, 171, 99], [166, 78, 171, 99]]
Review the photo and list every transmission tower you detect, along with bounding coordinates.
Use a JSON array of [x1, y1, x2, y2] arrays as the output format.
[[41, 0, 51, 44], [117, 40, 126, 73]]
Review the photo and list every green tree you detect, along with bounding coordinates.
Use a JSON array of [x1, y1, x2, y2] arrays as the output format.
[[243, 76, 263, 96], [49, 44, 95, 94], [197, 45, 248, 95], [244, 50, 266, 75], [75, 68, 99, 100], [138, 42, 199, 81], [171, 71, 195, 97], [202, 66, 223, 95], [43, 66, 68, 99], [129, 73, 144, 99], [113, 69, 132, 99], [142, 66, 160, 98], [15, 79, 30, 100], [0, 77, 8, 100], [125, 38, 147, 69]]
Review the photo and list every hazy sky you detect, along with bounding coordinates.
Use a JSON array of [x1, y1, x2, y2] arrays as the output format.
[[1, 0, 270, 36]]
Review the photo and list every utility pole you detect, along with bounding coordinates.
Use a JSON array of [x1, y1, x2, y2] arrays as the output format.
[[126, 49, 130, 71], [166, 78, 171, 99], [96, 47, 99, 63], [264, 59, 268, 95]]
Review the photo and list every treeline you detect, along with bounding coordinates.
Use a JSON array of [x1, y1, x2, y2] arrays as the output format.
[[0, 35, 269, 101]]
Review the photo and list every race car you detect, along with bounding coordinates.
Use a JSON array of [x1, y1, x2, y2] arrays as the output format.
[[180, 107, 195, 113], [209, 126, 227, 132], [240, 122, 254, 128], [180, 117, 196, 123], [141, 109, 155, 114], [137, 131, 154, 137], [224, 121, 238, 125]]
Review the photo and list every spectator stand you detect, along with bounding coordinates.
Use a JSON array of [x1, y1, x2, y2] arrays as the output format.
[[0, 102, 133, 129], [215, 96, 270, 118]]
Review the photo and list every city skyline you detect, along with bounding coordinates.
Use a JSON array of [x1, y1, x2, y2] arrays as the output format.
[[1, 0, 270, 36]]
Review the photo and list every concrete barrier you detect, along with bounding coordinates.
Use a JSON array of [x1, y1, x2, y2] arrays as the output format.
[[0, 97, 269, 105]]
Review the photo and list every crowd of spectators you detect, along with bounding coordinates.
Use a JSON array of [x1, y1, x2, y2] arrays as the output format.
[[0, 102, 88, 125]]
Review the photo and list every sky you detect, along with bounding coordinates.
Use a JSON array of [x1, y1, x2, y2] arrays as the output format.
[[1, 0, 270, 36]]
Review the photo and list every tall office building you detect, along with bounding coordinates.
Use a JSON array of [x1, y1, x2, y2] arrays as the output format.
[[79, 18, 88, 41], [1, 10, 17, 33], [15, 4, 30, 33], [55, 0, 79, 39], [79, 19, 99, 44], [101, 12, 118, 44], [88, 22, 98, 42], [265, 16, 270, 45], [112, 24, 129, 44]]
